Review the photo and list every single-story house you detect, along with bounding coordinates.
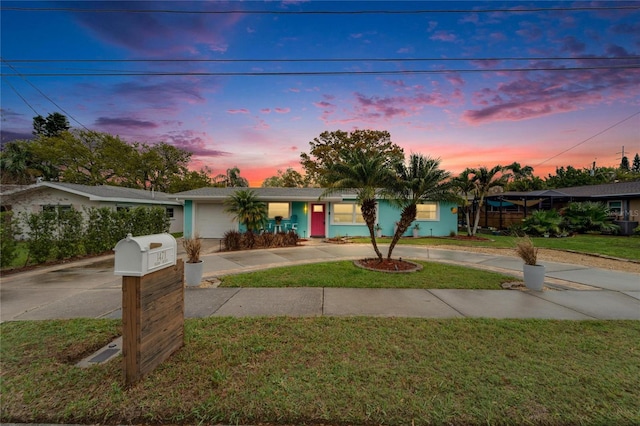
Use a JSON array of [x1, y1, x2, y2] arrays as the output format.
[[173, 187, 458, 239], [1, 182, 184, 234], [484, 181, 640, 233]]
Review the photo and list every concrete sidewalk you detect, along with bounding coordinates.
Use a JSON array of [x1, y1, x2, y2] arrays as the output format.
[[1, 242, 639, 322]]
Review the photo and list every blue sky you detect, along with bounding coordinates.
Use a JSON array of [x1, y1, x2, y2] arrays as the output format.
[[1, 1, 639, 185]]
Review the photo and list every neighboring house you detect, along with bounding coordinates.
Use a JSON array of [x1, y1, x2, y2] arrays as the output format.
[[484, 181, 640, 233], [174, 187, 458, 239], [1, 182, 184, 234]]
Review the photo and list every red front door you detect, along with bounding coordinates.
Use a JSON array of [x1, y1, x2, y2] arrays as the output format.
[[310, 203, 325, 237]]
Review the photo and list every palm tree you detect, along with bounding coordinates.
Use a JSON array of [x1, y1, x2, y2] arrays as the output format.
[[224, 189, 267, 232], [451, 170, 475, 236], [215, 166, 249, 187], [385, 154, 451, 259], [0, 141, 35, 184], [321, 149, 397, 261], [467, 165, 506, 236]]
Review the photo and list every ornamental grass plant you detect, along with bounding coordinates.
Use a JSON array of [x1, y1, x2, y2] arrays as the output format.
[[182, 234, 202, 263], [515, 235, 538, 266]]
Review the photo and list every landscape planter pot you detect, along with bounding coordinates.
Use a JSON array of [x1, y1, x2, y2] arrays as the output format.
[[523, 263, 545, 291], [376, 230, 382, 238], [184, 260, 204, 286], [412, 229, 420, 238]]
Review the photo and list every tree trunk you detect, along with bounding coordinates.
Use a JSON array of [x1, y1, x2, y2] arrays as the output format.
[[387, 204, 416, 259], [471, 196, 485, 236], [361, 198, 383, 260]]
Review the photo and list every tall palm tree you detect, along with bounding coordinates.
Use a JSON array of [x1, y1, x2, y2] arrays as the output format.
[[321, 150, 397, 261], [386, 154, 451, 259], [451, 169, 476, 236], [224, 189, 267, 232], [467, 165, 506, 235]]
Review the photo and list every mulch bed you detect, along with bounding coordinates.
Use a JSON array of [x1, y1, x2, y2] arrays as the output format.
[[355, 258, 422, 273]]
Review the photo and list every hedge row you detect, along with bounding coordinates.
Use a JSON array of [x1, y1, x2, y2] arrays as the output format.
[[0, 206, 170, 267]]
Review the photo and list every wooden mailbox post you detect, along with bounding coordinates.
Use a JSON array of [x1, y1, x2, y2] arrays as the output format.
[[114, 233, 184, 385]]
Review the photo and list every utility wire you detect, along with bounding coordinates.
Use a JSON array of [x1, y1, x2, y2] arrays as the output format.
[[2, 5, 638, 14], [534, 111, 640, 168], [1, 59, 90, 131], [1, 76, 40, 116], [4, 56, 639, 63], [2, 64, 638, 77]]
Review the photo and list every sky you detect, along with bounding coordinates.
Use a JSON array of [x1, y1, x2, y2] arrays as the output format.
[[1, 1, 639, 186]]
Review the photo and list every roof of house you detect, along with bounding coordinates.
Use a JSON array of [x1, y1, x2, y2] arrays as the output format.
[[491, 181, 640, 200], [173, 187, 361, 201], [1, 182, 182, 205]]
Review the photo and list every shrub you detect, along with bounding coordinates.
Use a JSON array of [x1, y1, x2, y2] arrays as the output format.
[[242, 230, 257, 249], [0, 212, 21, 268], [522, 209, 564, 236], [54, 208, 83, 259], [23, 210, 56, 263], [561, 201, 619, 234], [223, 230, 242, 251], [84, 207, 119, 255]]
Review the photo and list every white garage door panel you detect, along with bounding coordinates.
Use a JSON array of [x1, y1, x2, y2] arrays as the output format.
[[195, 203, 236, 238]]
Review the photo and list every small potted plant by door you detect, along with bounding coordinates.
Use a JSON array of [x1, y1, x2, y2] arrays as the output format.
[[183, 234, 203, 287], [515, 236, 545, 291], [375, 224, 382, 238], [412, 222, 420, 238]]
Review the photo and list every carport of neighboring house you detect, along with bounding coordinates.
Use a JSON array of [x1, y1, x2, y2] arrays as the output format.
[[174, 187, 458, 239]]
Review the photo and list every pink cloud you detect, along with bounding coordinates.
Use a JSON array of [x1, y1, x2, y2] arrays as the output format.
[[162, 130, 230, 158], [463, 67, 640, 124], [274, 107, 290, 114], [430, 31, 457, 42], [95, 117, 158, 130], [227, 109, 250, 114], [261, 108, 271, 114]]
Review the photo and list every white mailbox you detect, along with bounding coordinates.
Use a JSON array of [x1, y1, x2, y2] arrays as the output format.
[[114, 233, 177, 276]]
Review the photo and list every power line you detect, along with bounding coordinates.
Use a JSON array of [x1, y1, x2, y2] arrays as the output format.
[[4, 56, 639, 63], [2, 5, 638, 14], [2, 64, 638, 77], [1, 76, 40, 116], [534, 111, 640, 168], [1, 59, 90, 131]]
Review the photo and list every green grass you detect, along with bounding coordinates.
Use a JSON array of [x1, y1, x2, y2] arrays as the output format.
[[220, 260, 514, 289], [354, 234, 640, 260], [2, 318, 639, 425]]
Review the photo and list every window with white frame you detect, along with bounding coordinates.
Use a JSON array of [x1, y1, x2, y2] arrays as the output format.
[[332, 203, 365, 224], [42, 204, 71, 213], [416, 202, 438, 220], [607, 200, 622, 217], [268, 202, 290, 219]]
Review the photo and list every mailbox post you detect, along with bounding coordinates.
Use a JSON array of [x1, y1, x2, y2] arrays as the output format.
[[114, 233, 183, 385]]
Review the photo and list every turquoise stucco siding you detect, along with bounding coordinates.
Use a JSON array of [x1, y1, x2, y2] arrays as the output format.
[[184, 200, 193, 238], [326, 200, 458, 238]]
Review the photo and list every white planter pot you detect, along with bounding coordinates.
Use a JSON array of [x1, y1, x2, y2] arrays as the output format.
[[523, 263, 545, 291], [376, 230, 382, 238], [413, 229, 419, 238], [184, 261, 204, 286]]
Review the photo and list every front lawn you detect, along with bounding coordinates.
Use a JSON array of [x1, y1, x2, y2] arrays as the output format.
[[354, 234, 640, 261], [219, 260, 514, 289], [2, 318, 639, 425]]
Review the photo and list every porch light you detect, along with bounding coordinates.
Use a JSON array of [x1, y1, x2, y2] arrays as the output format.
[[303, 203, 308, 214]]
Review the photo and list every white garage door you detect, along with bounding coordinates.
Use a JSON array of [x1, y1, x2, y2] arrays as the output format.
[[195, 202, 236, 238]]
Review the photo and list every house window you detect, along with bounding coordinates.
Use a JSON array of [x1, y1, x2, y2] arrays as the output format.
[[166, 207, 174, 218], [607, 200, 622, 217], [332, 203, 365, 224], [268, 202, 290, 219], [42, 204, 71, 213], [416, 202, 438, 220]]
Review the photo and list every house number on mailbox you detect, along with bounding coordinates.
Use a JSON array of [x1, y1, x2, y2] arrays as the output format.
[[149, 248, 173, 270]]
